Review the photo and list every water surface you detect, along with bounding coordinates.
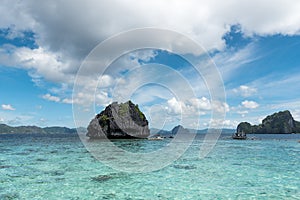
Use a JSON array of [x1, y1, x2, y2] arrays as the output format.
[[1, 133, 299, 199]]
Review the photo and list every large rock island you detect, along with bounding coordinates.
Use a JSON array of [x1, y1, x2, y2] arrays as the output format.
[[87, 101, 150, 139], [237, 110, 300, 134]]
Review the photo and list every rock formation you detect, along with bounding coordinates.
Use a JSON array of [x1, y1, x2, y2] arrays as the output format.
[[87, 101, 150, 139], [171, 125, 189, 135], [237, 110, 300, 134]]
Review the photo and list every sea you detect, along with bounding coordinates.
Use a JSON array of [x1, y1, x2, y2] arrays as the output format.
[[0, 133, 300, 200]]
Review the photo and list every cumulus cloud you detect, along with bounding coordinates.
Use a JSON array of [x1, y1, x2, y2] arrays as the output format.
[[42, 93, 60, 102], [1, 0, 300, 80], [0, 1, 299, 93], [241, 100, 259, 109], [1, 104, 15, 111], [0, 45, 73, 84], [233, 85, 257, 97], [166, 97, 229, 116], [212, 100, 230, 113], [210, 119, 239, 128], [166, 98, 184, 115], [18, 0, 300, 53]]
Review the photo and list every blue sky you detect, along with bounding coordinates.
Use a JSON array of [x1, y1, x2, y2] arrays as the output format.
[[0, 1, 300, 129]]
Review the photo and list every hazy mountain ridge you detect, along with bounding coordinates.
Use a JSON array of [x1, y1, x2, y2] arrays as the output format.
[[150, 125, 235, 136], [0, 124, 84, 134]]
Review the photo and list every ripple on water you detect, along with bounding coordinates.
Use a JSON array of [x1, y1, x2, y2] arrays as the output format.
[[0, 165, 12, 169], [0, 192, 19, 200], [173, 164, 197, 170], [91, 175, 113, 182], [36, 158, 48, 162], [50, 170, 65, 176], [91, 172, 128, 183]]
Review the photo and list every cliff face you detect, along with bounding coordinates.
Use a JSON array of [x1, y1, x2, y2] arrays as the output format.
[[87, 101, 150, 139], [237, 110, 300, 134]]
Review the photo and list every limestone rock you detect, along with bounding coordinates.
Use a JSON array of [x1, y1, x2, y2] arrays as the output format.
[[87, 101, 150, 139], [237, 110, 300, 134]]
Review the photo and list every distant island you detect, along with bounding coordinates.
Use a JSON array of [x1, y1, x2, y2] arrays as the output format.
[[0, 124, 83, 134], [151, 125, 235, 136], [237, 110, 300, 134]]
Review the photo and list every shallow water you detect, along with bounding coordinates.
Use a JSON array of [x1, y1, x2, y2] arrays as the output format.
[[0, 133, 299, 199]]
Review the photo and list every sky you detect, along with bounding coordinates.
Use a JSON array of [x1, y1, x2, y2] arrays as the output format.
[[0, 0, 300, 130]]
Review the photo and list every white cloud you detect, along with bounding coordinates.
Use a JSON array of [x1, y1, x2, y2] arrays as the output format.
[[209, 119, 239, 129], [245, 72, 300, 101], [237, 110, 249, 117], [214, 43, 258, 79], [166, 97, 228, 116], [129, 50, 158, 63], [212, 100, 230, 113], [237, 110, 248, 115], [0, 1, 299, 90], [291, 109, 300, 121], [233, 85, 257, 97], [2, 46, 73, 84], [62, 98, 73, 104], [166, 97, 183, 115], [1, 104, 15, 111], [42, 94, 60, 102], [1, 0, 300, 79], [98, 75, 114, 88], [241, 100, 259, 109]]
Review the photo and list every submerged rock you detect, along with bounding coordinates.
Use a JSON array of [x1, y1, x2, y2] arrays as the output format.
[[173, 164, 197, 170], [87, 101, 150, 139], [91, 175, 112, 182], [0, 192, 19, 200], [91, 172, 127, 182]]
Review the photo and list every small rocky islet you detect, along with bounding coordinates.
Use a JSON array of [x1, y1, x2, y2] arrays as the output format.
[[87, 101, 150, 139]]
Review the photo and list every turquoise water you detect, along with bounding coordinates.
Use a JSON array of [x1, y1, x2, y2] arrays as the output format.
[[1, 133, 300, 199]]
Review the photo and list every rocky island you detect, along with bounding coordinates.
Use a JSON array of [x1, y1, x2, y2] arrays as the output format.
[[87, 101, 150, 139], [0, 124, 78, 134], [237, 110, 300, 134]]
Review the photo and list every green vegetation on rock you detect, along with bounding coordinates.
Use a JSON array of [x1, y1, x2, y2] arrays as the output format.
[[135, 104, 145, 120], [118, 102, 129, 116]]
